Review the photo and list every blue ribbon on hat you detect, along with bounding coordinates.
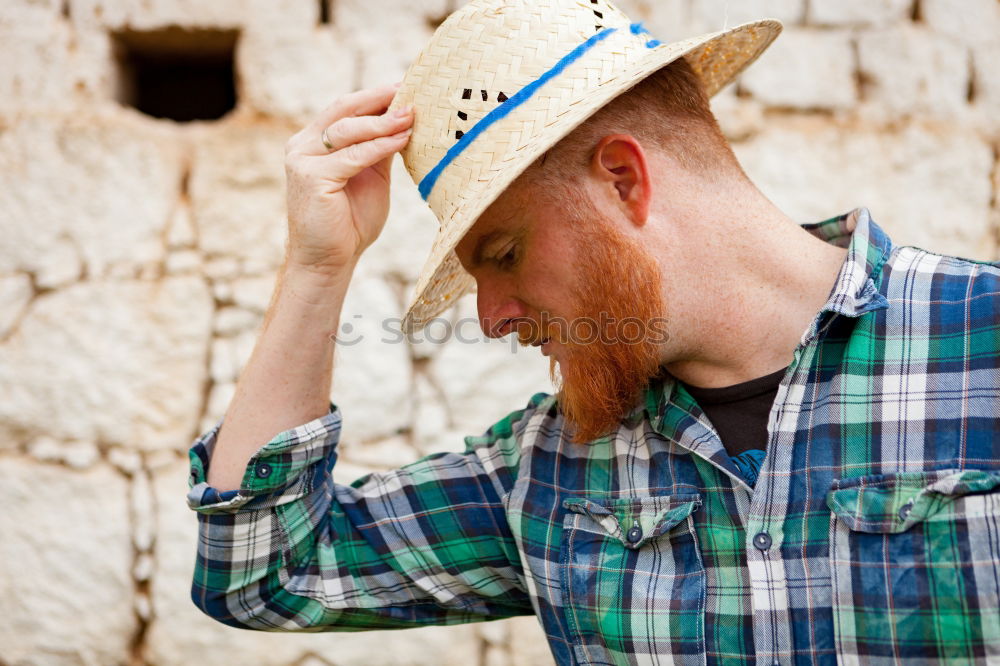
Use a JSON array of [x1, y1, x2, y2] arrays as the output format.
[[417, 23, 663, 201]]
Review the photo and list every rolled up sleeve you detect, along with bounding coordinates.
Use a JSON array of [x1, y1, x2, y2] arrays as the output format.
[[187, 404, 340, 513], [186, 401, 535, 632]]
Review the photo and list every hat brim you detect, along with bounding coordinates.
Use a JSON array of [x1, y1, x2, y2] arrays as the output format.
[[398, 19, 782, 333]]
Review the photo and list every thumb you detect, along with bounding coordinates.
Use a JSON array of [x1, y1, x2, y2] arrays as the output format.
[[372, 153, 395, 184]]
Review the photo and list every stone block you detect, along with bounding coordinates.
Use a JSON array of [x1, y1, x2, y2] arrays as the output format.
[[857, 24, 969, 120], [237, 26, 356, 120], [332, 457, 385, 486], [614, 0, 693, 43], [0, 21, 71, 113], [484, 646, 510, 666], [134, 552, 155, 582], [992, 174, 1000, 263], [738, 27, 856, 110], [0, 459, 135, 665], [971, 42, 1000, 120], [410, 370, 457, 457], [338, 433, 423, 471], [733, 117, 996, 259], [213, 305, 262, 336], [414, 294, 552, 446], [69, 0, 316, 32], [241, 255, 280, 275], [209, 329, 257, 384], [0, 16, 115, 112], [130, 467, 156, 551], [26, 436, 101, 469], [165, 249, 203, 274], [108, 445, 143, 474], [199, 381, 235, 433], [808, 0, 911, 27], [0, 273, 32, 338], [0, 0, 61, 27], [334, 0, 446, 87], [190, 124, 290, 270], [479, 619, 509, 646], [692, 0, 805, 32], [67, 27, 118, 104], [34, 237, 83, 288], [921, 0, 1000, 48], [0, 18, 113, 110], [231, 273, 278, 312], [710, 85, 766, 141], [332, 273, 413, 444], [203, 256, 241, 281], [166, 203, 197, 249], [0, 277, 213, 451], [148, 458, 484, 666], [211, 279, 234, 303], [506, 616, 557, 665], [363, 157, 441, 284], [0, 116, 183, 277]]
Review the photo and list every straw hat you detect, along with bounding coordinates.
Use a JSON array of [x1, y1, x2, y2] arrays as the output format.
[[390, 0, 781, 333]]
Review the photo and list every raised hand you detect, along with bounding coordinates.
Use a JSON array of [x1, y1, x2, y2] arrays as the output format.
[[283, 83, 414, 274]]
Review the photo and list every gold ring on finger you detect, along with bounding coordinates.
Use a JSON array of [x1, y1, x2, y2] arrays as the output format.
[[321, 126, 334, 152]]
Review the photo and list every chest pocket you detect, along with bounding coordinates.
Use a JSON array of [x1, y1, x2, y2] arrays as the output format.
[[560, 494, 704, 665], [827, 468, 1000, 664]]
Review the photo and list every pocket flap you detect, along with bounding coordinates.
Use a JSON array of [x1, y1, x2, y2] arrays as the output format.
[[563, 494, 701, 549], [826, 468, 1000, 534]]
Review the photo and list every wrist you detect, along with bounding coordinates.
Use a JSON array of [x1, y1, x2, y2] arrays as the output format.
[[276, 262, 354, 316], [281, 259, 355, 290]]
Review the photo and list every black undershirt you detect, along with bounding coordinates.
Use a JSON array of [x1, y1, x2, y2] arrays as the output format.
[[680, 366, 788, 456]]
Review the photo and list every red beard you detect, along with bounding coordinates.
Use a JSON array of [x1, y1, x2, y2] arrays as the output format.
[[521, 215, 667, 443]]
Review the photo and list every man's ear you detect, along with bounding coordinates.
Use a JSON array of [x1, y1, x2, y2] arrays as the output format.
[[590, 134, 651, 227]]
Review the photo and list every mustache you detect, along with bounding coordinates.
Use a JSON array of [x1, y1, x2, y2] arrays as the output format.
[[515, 322, 554, 347]]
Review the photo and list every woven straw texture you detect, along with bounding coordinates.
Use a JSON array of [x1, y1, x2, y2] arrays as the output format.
[[391, 0, 782, 332]]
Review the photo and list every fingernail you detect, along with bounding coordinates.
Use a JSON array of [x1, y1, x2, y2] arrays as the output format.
[[394, 106, 413, 118], [393, 81, 403, 88]]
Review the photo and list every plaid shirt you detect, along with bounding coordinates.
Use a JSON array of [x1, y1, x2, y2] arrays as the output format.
[[188, 208, 1000, 665]]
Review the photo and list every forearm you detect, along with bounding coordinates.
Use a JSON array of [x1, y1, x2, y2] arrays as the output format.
[[187, 398, 536, 631], [206, 262, 353, 491]]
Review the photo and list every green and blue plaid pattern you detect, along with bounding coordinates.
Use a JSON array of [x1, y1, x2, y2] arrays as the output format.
[[188, 208, 1000, 665]]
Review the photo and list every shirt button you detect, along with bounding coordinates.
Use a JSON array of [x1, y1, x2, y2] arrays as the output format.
[[254, 462, 272, 479], [626, 522, 643, 544], [753, 531, 772, 551], [898, 502, 913, 520]]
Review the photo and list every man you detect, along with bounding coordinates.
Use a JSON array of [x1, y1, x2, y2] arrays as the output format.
[[188, 1, 1000, 664]]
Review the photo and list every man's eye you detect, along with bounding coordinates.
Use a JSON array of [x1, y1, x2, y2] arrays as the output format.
[[496, 245, 518, 268]]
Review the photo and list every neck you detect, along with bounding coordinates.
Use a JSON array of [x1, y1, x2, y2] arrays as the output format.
[[657, 182, 848, 388]]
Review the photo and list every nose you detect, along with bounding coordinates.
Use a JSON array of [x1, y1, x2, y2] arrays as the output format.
[[476, 279, 526, 339]]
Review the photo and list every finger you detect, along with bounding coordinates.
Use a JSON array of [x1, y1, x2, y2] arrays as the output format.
[[312, 107, 413, 155], [306, 83, 401, 137], [324, 129, 412, 184]]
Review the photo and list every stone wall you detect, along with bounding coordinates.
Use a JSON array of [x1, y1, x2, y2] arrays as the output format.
[[1, 0, 997, 664]]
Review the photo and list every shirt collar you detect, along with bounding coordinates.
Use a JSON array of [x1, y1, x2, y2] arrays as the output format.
[[803, 207, 892, 321], [643, 207, 893, 475]]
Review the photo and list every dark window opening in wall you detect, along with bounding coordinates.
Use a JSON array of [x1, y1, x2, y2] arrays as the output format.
[[319, 0, 331, 25], [112, 27, 239, 122]]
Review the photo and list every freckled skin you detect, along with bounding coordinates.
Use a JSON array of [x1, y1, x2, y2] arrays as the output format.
[[454, 132, 849, 391], [455, 193, 585, 365]]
